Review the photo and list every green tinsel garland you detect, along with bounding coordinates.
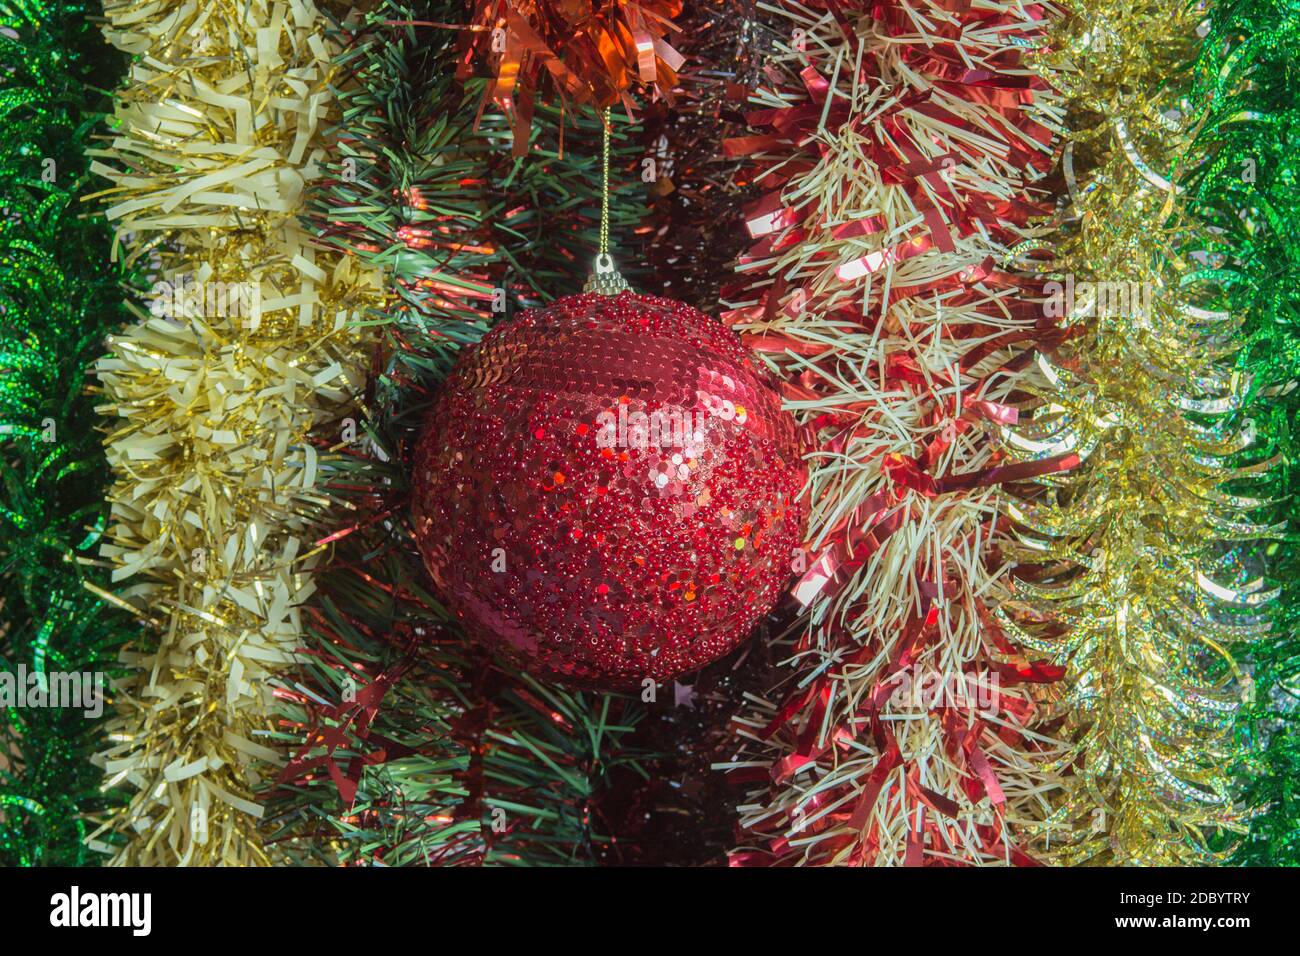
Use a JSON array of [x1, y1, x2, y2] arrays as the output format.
[[266, 3, 652, 866], [1189, 0, 1300, 865], [0, 0, 137, 865]]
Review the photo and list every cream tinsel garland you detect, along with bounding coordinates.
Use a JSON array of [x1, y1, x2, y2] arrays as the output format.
[[86, 0, 380, 865]]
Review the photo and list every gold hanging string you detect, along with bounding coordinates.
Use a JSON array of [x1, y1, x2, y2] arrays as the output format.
[[585, 105, 630, 295], [600, 105, 611, 257]]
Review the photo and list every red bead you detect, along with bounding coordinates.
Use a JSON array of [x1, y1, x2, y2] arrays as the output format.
[[411, 291, 806, 689]]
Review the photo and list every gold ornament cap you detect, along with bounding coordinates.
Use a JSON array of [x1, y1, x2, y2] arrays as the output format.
[[584, 253, 631, 295]]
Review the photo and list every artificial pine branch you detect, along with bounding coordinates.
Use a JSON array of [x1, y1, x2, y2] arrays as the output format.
[[267, 2, 653, 866]]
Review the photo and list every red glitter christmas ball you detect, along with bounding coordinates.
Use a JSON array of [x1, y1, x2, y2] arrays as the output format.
[[411, 290, 805, 689]]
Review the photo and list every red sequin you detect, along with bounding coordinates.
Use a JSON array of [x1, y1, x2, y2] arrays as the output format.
[[411, 291, 807, 688]]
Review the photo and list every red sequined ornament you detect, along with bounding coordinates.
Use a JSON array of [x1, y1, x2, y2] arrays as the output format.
[[411, 290, 806, 689]]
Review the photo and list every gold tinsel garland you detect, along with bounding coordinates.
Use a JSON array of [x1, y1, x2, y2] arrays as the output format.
[[85, 0, 381, 865], [1000, 1, 1275, 863]]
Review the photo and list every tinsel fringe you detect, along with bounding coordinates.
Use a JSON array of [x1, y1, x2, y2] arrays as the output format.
[[1187, 0, 1300, 865], [87, 0, 381, 865], [999, 1, 1268, 864], [718, 0, 1067, 866]]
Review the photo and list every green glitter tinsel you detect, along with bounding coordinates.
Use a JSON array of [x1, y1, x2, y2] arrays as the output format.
[[0, 0, 138, 864], [1189, 0, 1300, 865]]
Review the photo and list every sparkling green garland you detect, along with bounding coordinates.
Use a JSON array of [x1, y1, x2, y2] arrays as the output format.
[[1188, 0, 1300, 865], [0, 0, 137, 865]]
